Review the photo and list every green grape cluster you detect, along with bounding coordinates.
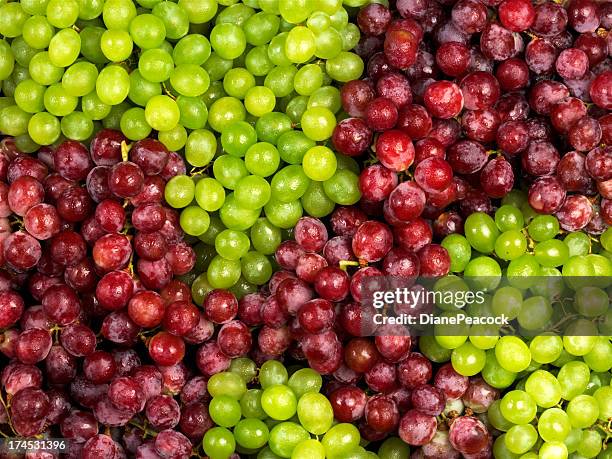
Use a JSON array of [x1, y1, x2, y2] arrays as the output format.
[[0, 0, 365, 152], [164, 111, 361, 294], [203, 359, 375, 459]]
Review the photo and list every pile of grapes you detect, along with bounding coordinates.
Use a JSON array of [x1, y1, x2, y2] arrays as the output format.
[[0, 0, 610, 457]]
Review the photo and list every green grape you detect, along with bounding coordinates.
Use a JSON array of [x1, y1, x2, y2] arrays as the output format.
[[158, 125, 186, 150], [27, 112, 60, 145], [82, 91, 111, 120], [538, 441, 568, 459], [244, 12, 281, 46], [469, 325, 499, 351], [260, 360, 289, 388], [294, 64, 323, 96], [322, 169, 360, 205], [491, 286, 522, 320], [12, 37, 38, 67], [191, 273, 213, 306], [219, 193, 261, 231], [213, 155, 249, 190], [297, 392, 333, 434], [215, 229, 250, 260], [208, 97, 246, 133], [419, 335, 452, 362], [264, 198, 302, 229], [45, 0, 79, 29], [500, 390, 537, 424], [245, 142, 281, 177], [518, 295, 552, 331], [482, 350, 517, 389], [528, 215, 559, 241], [235, 175, 272, 209], [171, 64, 210, 97], [240, 251, 272, 285], [246, 45, 275, 77], [79, 26, 108, 64], [558, 361, 591, 400], [451, 342, 486, 376], [177, 96, 208, 130], [138, 48, 173, 84], [321, 423, 361, 459], [576, 429, 603, 457], [96, 65, 129, 105], [208, 371, 248, 399], [180, 206, 210, 236], [61, 61, 97, 97], [583, 337, 612, 373], [128, 69, 164, 106], [14, 79, 45, 114], [566, 395, 599, 428], [301, 180, 335, 217], [203, 427, 236, 459], [77, 0, 104, 20], [150, 2, 188, 40], [99, 29, 131, 63], [505, 424, 538, 455], [495, 229, 527, 260], [235, 418, 270, 450], [465, 212, 499, 253], [45, 83, 79, 117], [259, 0, 279, 13], [279, 0, 312, 23], [600, 227, 612, 252], [269, 422, 310, 458], [22, 16, 54, 50], [287, 368, 322, 399], [119, 107, 151, 141], [285, 26, 316, 63], [250, 218, 282, 255], [270, 165, 310, 202], [256, 111, 292, 143], [29, 51, 64, 85], [534, 239, 569, 267], [102, 0, 136, 29], [564, 427, 583, 454], [241, 389, 267, 419], [173, 34, 211, 65], [129, 14, 166, 49], [325, 51, 364, 82], [538, 408, 571, 443], [302, 146, 337, 181], [463, 256, 502, 292], [530, 335, 563, 364], [61, 111, 92, 141], [259, 447, 283, 459], [144, 95, 180, 132], [495, 336, 531, 373], [224, 68, 256, 99], [277, 131, 313, 165], [222, 121, 257, 157], [488, 400, 513, 432], [525, 369, 562, 408], [501, 189, 527, 207], [593, 386, 612, 421], [217, 3, 255, 26], [195, 177, 225, 212], [268, 33, 292, 66], [340, 23, 360, 51], [261, 385, 297, 420], [378, 437, 410, 459], [495, 204, 525, 231], [210, 23, 246, 60], [178, 0, 217, 24], [207, 255, 242, 289], [563, 320, 597, 355], [574, 286, 609, 318], [307, 11, 331, 32], [441, 234, 471, 273], [307, 85, 341, 112], [0, 39, 15, 81], [507, 254, 541, 289], [264, 65, 296, 98], [165, 175, 195, 209], [20, 0, 48, 16], [245, 86, 276, 117], [292, 440, 325, 459], [184, 129, 216, 167], [314, 27, 343, 59]]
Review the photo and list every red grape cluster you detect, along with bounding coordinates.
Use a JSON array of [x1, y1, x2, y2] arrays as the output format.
[[334, 0, 611, 238], [0, 132, 224, 457]]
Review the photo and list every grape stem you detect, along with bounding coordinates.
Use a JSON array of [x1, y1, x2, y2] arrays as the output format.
[[339, 260, 360, 271], [0, 391, 16, 436]]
